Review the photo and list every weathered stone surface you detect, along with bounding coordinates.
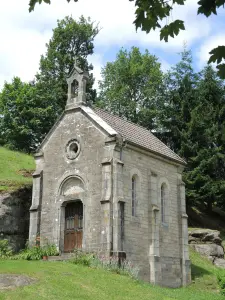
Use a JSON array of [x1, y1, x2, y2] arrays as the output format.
[[214, 258, 225, 268], [0, 274, 35, 290], [0, 187, 32, 252], [189, 229, 222, 245], [191, 244, 224, 258]]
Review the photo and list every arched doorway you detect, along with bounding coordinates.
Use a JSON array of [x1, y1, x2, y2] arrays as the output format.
[[64, 201, 83, 252]]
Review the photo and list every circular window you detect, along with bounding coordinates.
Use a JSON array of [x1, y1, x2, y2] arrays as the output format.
[[66, 139, 80, 160]]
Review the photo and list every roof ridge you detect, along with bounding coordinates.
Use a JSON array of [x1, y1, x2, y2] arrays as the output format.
[[94, 106, 155, 134]]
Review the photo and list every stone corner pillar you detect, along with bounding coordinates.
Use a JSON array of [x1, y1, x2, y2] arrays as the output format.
[[179, 180, 191, 286], [29, 170, 43, 245], [149, 172, 162, 285], [100, 159, 113, 254]]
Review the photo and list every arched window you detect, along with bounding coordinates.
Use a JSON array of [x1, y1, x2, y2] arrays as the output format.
[[132, 175, 137, 216], [161, 183, 167, 223]]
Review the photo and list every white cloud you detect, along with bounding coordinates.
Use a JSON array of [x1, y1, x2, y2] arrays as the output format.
[[197, 34, 225, 69], [0, 0, 218, 90], [88, 53, 103, 90]]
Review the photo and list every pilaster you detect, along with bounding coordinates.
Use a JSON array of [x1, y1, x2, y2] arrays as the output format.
[[149, 172, 162, 285]]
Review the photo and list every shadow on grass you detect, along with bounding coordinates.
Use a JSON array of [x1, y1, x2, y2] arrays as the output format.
[[191, 263, 211, 280]]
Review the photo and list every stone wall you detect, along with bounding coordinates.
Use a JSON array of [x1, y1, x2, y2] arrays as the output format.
[[116, 145, 190, 287], [0, 186, 32, 252]]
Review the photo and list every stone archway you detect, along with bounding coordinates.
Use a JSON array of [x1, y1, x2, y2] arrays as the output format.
[[58, 176, 85, 253]]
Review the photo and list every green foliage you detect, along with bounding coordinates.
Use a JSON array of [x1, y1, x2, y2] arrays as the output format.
[[97, 47, 163, 131], [0, 239, 13, 258], [28, 0, 225, 78], [69, 249, 94, 266], [28, 0, 78, 12], [217, 272, 225, 295], [183, 65, 225, 210], [35, 15, 99, 138], [0, 77, 52, 153], [13, 243, 58, 260], [0, 16, 99, 152], [209, 46, 225, 79], [158, 48, 225, 211]]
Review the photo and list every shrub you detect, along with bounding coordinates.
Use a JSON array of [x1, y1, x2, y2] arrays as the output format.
[[12, 242, 59, 261], [0, 239, 13, 258], [69, 249, 94, 266]]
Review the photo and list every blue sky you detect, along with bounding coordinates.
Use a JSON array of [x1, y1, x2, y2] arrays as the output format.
[[0, 0, 224, 90]]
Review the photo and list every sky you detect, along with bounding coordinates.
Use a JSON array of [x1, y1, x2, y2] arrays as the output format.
[[0, 0, 225, 90]]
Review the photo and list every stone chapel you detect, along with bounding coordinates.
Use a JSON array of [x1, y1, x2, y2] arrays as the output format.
[[29, 62, 191, 288]]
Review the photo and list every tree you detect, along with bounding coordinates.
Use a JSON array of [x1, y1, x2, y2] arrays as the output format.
[[0, 77, 51, 152], [97, 47, 163, 131], [35, 15, 99, 124], [158, 47, 198, 152], [28, 0, 225, 79], [183, 66, 225, 211], [0, 16, 99, 153]]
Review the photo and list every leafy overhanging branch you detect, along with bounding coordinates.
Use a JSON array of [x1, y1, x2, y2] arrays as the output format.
[[28, 0, 225, 78]]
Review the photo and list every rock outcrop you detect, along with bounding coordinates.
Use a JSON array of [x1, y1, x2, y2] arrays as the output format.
[[189, 229, 225, 268], [0, 186, 32, 252]]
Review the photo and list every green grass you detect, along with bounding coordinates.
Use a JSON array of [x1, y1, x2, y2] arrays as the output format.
[[0, 249, 224, 300], [0, 147, 34, 192]]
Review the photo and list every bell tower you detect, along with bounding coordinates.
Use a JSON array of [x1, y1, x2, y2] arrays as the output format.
[[66, 58, 89, 110]]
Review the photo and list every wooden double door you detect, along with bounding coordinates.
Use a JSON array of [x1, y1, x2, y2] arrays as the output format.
[[64, 201, 83, 252]]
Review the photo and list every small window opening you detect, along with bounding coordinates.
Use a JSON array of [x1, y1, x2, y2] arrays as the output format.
[[161, 184, 166, 223], [132, 176, 137, 216], [69, 142, 78, 154], [71, 79, 79, 98]]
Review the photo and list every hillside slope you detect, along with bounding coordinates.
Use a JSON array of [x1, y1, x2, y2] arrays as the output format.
[[0, 147, 34, 192], [0, 249, 225, 300]]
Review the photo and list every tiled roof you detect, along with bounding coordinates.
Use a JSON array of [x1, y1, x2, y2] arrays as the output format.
[[94, 107, 186, 165]]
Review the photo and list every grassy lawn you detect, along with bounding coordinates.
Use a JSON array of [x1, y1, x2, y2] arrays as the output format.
[[0, 249, 224, 300], [0, 147, 34, 192]]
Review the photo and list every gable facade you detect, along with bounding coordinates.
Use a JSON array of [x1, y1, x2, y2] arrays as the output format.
[[29, 63, 191, 288]]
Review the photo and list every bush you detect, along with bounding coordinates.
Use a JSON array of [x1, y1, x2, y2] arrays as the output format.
[[69, 249, 94, 266], [0, 239, 13, 258], [217, 271, 225, 295], [12, 243, 59, 260]]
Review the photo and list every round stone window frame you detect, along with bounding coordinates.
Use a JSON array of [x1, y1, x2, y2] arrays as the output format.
[[65, 139, 81, 160]]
